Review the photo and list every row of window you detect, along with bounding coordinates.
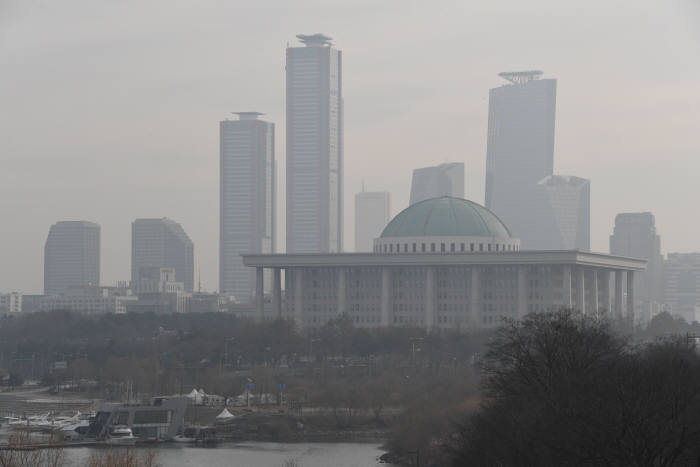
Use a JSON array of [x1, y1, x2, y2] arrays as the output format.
[[375, 241, 519, 254]]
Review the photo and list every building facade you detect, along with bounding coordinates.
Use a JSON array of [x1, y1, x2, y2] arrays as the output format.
[[220, 112, 275, 301], [409, 162, 464, 205], [131, 218, 194, 292], [354, 191, 391, 252], [485, 71, 557, 249], [664, 253, 700, 323], [286, 33, 343, 253], [44, 221, 100, 295], [531, 175, 590, 250], [244, 198, 645, 329], [610, 212, 665, 322]]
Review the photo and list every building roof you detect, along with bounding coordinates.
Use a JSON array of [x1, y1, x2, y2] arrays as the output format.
[[380, 197, 513, 239]]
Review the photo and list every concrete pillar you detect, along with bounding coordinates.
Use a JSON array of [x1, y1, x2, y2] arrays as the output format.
[[425, 267, 436, 328], [627, 270, 635, 320], [271, 268, 282, 317], [600, 270, 611, 315], [337, 268, 346, 316], [517, 266, 528, 318], [615, 270, 624, 320], [576, 267, 586, 314], [592, 269, 599, 314], [470, 267, 480, 328], [380, 268, 392, 326], [562, 266, 572, 308], [294, 269, 304, 325], [256, 267, 264, 321]]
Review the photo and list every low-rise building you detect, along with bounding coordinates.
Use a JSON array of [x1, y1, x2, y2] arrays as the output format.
[[37, 286, 136, 314], [0, 292, 22, 313], [665, 253, 700, 322]]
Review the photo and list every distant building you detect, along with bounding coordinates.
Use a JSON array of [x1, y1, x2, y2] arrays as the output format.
[[189, 293, 227, 313], [219, 112, 275, 302], [128, 267, 189, 314], [44, 221, 100, 295], [37, 286, 136, 314], [131, 218, 194, 292], [0, 292, 22, 313], [664, 253, 700, 322], [531, 175, 590, 250], [485, 71, 557, 249], [354, 191, 391, 252], [610, 212, 665, 323], [244, 197, 645, 328], [409, 162, 464, 205], [286, 33, 343, 253]]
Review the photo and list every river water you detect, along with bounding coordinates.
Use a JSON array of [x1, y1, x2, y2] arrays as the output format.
[[63, 442, 395, 467]]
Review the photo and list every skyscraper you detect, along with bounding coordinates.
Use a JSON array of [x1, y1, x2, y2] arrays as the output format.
[[610, 212, 665, 322], [531, 175, 590, 250], [44, 221, 100, 295], [409, 162, 464, 205], [220, 112, 275, 301], [355, 190, 391, 252], [485, 71, 557, 248], [286, 33, 343, 253], [131, 218, 194, 292]]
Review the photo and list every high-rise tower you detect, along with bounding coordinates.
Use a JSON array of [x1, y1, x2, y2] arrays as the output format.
[[131, 218, 194, 292], [219, 112, 275, 301], [532, 175, 590, 250], [485, 71, 557, 248], [409, 162, 464, 205], [355, 190, 391, 252], [286, 33, 343, 253], [610, 212, 665, 322], [44, 221, 100, 295]]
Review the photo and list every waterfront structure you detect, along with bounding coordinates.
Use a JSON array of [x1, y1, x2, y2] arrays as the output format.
[[610, 212, 665, 322], [531, 175, 590, 250], [89, 396, 188, 440], [0, 292, 22, 313], [243, 197, 645, 328], [131, 218, 194, 292], [664, 253, 700, 322], [485, 71, 557, 248], [44, 221, 100, 295], [354, 190, 391, 252], [220, 112, 275, 301], [409, 162, 464, 205], [286, 33, 343, 253]]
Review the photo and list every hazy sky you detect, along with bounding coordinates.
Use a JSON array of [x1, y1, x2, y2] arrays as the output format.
[[1, 0, 699, 294]]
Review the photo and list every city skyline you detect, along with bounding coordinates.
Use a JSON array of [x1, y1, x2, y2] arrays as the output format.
[[2, 1, 699, 293]]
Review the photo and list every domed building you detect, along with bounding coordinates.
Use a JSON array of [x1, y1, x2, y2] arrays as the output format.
[[374, 197, 519, 255], [243, 197, 645, 329]]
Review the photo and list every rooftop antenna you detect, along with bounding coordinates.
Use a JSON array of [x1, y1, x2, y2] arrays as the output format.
[[198, 269, 201, 293]]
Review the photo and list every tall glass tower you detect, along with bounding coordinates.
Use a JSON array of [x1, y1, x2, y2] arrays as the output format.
[[44, 221, 100, 295], [219, 112, 275, 301], [286, 33, 343, 253], [485, 71, 556, 248]]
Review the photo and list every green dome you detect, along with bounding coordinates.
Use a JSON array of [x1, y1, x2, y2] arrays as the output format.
[[380, 197, 513, 238]]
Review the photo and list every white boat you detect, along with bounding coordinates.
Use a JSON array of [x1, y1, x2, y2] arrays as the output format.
[[106, 425, 137, 446]]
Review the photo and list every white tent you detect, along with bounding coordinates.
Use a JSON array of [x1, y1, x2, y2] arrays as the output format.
[[216, 408, 235, 420]]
